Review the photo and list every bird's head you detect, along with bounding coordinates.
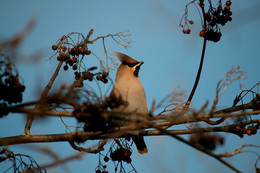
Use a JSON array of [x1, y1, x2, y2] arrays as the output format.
[[114, 52, 144, 78]]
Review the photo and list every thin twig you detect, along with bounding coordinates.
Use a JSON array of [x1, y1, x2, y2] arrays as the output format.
[[185, 2, 207, 109]]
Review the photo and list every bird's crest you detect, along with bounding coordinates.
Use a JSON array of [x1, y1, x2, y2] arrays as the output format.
[[113, 52, 139, 65]]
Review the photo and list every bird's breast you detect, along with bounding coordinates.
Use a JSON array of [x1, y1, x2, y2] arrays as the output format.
[[112, 79, 148, 114]]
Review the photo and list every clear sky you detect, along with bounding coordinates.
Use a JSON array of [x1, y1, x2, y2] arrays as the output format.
[[1, 0, 260, 173]]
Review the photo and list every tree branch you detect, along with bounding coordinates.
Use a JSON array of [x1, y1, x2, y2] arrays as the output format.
[[24, 61, 63, 135], [1, 119, 259, 147]]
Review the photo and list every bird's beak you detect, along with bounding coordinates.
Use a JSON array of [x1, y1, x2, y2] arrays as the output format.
[[138, 61, 144, 66]]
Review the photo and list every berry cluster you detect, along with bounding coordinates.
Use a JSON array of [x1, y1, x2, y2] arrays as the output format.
[[52, 42, 111, 84], [96, 71, 109, 84], [0, 73, 25, 105], [73, 95, 126, 131], [53, 45, 91, 64], [95, 166, 108, 173], [0, 56, 25, 107], [190, 134, 224, 151], [109, 148, 132, 164], [73, 103, 112, 132], [199, 0, 232, 42], [234, 124, 259, 137], [246, 126, 258, 136]]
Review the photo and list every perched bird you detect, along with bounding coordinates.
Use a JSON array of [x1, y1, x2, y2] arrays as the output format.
[[110, 52, 148, 154]]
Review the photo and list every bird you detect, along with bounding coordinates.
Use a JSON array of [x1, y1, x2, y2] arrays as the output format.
[[110, 52, 148, 154]]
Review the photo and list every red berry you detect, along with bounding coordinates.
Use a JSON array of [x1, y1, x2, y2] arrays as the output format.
[[124, 152, 130, 158], [217, 6, 223, 13], [199, 30, 205, 37], [189, 20, 194, 25], [247, 130, 252, 136], [226, 1, 232, 6], [186, 29, 191, 34], [225, 5, 230, 11], [228, 10, 232, 16]]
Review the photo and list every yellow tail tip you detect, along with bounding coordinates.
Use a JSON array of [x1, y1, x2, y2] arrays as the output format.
[[138, 147, 148, 154]]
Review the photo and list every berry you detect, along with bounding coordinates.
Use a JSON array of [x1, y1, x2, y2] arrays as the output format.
[[57, 55, 63, 61], [247, 130, 252, 136], [199, 30, 205, 37], [52, 45, 58, 51], [69, 60, 74, 66], [84, 49, 91, 55], [204, 13, 212, 22], [228, 10, 232, 16], [225, 5, 230, 11], [225, 15, 232, 22], [96, 170, 101, 173], [189, 20, 194, 25], [62, 46, 67, 52], [126, 158, 132, 164], [63, 65, 69, 71], [186, 28, 191, 34], [96, 75, 102, 81], [72, 57, 78, 63], [102, 78, 108, 84], [217, 6, 223, 13], [218, 15, 227, 26], [79, 48, 85, 55], [124, 152, 130, 158], [226, 1, 232, 6], [70, 48, 76, 56], [104, 156, 109, 162], [102, 72, 109, 77], [73, 64, 78, 70]]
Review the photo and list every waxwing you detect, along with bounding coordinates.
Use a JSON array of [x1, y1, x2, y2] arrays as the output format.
[[110, 52, 148, 154]]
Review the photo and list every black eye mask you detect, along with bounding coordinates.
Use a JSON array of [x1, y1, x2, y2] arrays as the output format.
[[124, 62, 140, 67]]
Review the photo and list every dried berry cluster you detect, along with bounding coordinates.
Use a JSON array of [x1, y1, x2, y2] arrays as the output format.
[[108, 148, 132, 164], [74, 70, 109, 84], [52, 44, 91, 70], [73, 95, 126, 131], [0, 56, 25, 108], [190, 134, 224, 151], [199, 0, 233, 42], [96, 71, 109, 84], [52, 43, 110, 84]]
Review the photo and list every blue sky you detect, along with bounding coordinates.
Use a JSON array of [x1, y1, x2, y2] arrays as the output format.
[[1, 0, 260, 172]]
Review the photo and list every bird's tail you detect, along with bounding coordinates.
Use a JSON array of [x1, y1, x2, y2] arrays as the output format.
[[132, 136, 148, 154]]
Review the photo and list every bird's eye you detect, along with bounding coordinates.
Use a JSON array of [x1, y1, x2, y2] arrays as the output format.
[[125, 62, 139, 67]]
